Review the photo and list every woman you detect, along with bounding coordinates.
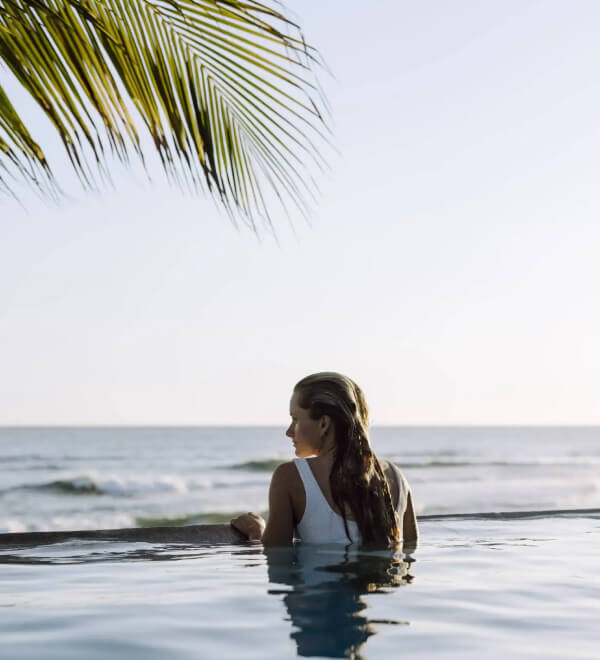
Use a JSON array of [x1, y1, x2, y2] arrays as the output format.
[[231, 372, 418, 546]]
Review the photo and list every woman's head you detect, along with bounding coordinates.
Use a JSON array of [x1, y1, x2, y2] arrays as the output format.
[[287, 371, 400, 545], [286, 372, 369, 459]]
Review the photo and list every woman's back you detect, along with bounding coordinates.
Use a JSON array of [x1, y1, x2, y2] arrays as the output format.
[[291, 456, 410, 543]]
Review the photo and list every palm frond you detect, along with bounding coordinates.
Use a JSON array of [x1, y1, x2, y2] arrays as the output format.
[[0, 0, 329, 229]]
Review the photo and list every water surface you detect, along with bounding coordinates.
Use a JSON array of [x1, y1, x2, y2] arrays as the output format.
[[2, 514, 598, 659]]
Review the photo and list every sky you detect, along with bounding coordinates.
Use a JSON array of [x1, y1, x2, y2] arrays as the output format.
[[1, 0, 599, 425]]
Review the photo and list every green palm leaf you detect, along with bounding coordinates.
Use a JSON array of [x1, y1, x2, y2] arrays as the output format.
[[0, 0, 329, 228]]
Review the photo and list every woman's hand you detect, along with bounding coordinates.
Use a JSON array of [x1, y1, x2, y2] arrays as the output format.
[[230, 512, 266, 541]]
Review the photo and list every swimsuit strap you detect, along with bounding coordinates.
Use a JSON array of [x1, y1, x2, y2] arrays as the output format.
[[293, 458, 331, 509]]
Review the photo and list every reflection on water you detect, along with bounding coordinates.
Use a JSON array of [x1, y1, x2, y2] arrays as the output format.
[[265, 543, 415, 658], [1, 538, 415, 658]]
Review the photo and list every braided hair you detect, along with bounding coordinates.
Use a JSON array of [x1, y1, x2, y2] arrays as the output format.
[[294, 372, 400, 545]]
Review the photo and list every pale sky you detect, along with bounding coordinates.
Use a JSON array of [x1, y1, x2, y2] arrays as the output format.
[[1, 0, 599, 425]]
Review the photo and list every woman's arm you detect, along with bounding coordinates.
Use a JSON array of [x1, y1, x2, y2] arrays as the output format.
[[386, 460, 419, 549], [230, 462, 295, 545], [261, 462, 295, 545], [402, 490, 419, 551]]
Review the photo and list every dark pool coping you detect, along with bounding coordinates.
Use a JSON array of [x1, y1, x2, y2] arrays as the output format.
[[417, 507, 600, 521], [0, 524, 246, 547], [1, 508, 598, 548]]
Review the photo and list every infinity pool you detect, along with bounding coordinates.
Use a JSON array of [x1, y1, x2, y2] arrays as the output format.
[[2, 514, 599, 659]]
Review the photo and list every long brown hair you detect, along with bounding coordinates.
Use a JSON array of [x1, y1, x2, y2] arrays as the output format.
[[294, 372, 400, 545]]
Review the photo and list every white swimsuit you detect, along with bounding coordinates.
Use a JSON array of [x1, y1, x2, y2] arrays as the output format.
[[293, 457, 409, 543]]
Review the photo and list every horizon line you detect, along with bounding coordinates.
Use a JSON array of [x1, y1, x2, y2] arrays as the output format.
[[1, 423, 599, 429]]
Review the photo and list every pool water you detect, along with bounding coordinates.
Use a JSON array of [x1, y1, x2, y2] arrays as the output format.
[[2, 512, 598, 659]]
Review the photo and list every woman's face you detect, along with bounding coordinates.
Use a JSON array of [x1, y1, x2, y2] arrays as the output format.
[[286, 390, 323, 458]]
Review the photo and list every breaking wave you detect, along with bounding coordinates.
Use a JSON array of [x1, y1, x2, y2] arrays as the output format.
[[2, 474, 217, 497]]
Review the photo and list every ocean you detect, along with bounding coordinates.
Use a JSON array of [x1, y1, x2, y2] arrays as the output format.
[[1, 426, 599, 659], [1, 426, 599, 532]]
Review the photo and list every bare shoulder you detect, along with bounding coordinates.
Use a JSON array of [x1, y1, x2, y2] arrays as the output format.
[[270, 460, 300, 489], [377, 457, 400, 506], [378, 457, 392, 472], [270, 460, 304, 524], [272, 460, 297, 478], [378, 458, 398, 481], [380, 458, 408, 483]]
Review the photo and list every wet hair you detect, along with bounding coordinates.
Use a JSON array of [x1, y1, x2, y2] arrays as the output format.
[[293, 372, 400, 545]]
